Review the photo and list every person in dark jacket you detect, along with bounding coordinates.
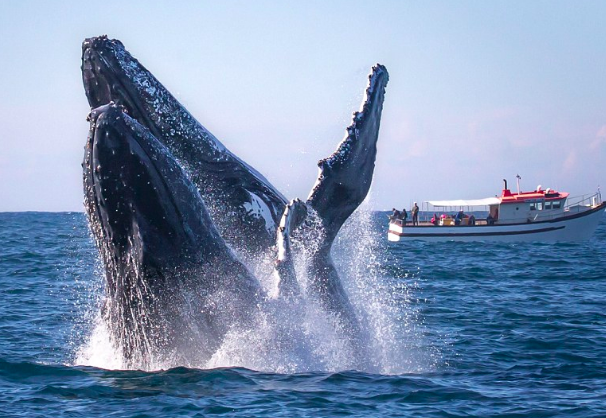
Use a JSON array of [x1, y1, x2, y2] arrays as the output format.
[[390, 208, 401, 222], [411, 202, 419, 226], [454, 210, 464, 226]]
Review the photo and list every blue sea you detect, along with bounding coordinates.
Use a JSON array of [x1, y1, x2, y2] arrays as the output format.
[[1, 211, 605, 417]]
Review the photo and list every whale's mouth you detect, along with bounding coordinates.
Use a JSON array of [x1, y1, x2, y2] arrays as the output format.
[[82, 37, 162, 142]]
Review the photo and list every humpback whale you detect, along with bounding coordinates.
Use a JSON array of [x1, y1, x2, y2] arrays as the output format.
[[83, 103, 261, 367], [82, 36, 287, 259], [81, 36, 389, 368]]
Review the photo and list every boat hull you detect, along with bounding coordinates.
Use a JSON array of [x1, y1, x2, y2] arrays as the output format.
[[388, 203, 606, 242]]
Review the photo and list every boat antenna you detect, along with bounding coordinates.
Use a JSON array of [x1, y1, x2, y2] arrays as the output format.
[[516, 174, 521, 195]]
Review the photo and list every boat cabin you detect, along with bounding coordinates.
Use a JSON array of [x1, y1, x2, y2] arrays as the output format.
[[494, 185, 568, 224]]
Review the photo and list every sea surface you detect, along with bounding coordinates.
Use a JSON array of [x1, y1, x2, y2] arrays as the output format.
[[1, 211, 605, 417]]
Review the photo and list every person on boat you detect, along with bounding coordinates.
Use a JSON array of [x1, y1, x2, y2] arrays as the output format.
[[401, 208, 408, 224], [486, 213, 495, 225], [390, 208, 401, 222], [430, 213, 438, 225], [411, 202, 419, 226], [468, 214, 476, 226], [454, 210, 464, 226]]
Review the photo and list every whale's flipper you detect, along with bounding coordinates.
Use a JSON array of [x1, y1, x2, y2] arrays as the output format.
[[275, 199, 307, 298], [307, 64, 389, 238], [82, 36, 287, 258], [83, 103, 262, 368], [304, 64, 389, 329]]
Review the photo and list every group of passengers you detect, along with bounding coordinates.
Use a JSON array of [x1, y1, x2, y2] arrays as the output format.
[[390, 202, 420, 226], [392, 205, 497, 227], [430, 210, 477, 226]]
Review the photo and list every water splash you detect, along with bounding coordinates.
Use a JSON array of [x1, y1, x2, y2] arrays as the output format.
[[333, 204, 434, 374], [75, 314, 123, 369], [74, 205, 436, 374]]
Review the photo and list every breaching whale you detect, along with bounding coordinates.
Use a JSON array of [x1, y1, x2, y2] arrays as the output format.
[[81, 36, 389, 368], [82, 36, 287, 259], [83, 103, 262, 367]]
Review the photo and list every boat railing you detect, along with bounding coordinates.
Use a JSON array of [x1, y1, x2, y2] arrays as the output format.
[[564, 191, 602, 212], [389, 218, 404, 226]]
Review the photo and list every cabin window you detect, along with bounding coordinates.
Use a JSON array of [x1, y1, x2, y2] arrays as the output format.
[[537, 201, 544, 211], [530, 202, 536, 210], [545, 201, 552, 210], [553, 201, 562, 209]]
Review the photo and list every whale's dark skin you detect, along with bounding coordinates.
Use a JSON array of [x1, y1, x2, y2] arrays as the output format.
[[80, 35, 390, 366], [81, 36, 287, 259], [307, 65, 388, 242], [83, 103, 262, 367], [273, 65, 389, 339], [304, 65, 389, 323]]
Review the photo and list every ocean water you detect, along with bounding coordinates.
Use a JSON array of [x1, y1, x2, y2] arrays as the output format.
[[1, 210, 605, 417]]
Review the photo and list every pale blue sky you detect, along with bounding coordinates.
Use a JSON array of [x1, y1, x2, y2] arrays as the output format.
[[1, 1, 605, 211]]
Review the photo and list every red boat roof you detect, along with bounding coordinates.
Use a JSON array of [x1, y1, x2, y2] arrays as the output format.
[[500, 188, 569, 203]]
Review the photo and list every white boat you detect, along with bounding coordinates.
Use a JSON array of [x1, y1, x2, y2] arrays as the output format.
[[388, 180, 605, 242]]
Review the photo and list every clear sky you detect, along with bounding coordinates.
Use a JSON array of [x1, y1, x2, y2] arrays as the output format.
[[1, 1, 605, 211]]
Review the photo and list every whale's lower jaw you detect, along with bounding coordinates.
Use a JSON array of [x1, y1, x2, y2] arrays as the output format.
[[83, 103, 262, 368]]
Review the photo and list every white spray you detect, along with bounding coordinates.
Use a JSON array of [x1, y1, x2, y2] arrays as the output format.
[[75, 203, 436, 375]]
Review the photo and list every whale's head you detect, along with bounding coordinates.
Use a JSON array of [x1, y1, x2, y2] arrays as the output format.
[[83, 103, 259, 364], [81, 36, 290, 259], [83, 103, 237, 327], [84, 103, 221, 273], [82, 36, 190, 147], [82, 37, 135, 111]]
